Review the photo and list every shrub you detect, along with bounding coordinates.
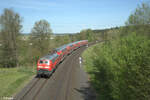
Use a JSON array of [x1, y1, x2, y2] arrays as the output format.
[[83, 33, 150, 100]]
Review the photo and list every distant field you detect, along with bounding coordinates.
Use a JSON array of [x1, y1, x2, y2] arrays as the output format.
[[0, 67, 35, 98]]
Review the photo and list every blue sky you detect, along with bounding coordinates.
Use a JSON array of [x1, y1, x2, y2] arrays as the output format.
[[0, 0, 148, 33]]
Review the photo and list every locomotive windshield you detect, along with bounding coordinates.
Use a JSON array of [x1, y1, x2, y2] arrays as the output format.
[[39, 60, 49, 65]]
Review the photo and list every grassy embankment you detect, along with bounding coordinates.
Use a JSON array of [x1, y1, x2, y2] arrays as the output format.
[[0, 67, 35, 97], [82, 33, 150, 100]]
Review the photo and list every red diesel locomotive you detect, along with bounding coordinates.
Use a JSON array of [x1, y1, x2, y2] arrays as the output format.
[[37, 53, 60, 77]]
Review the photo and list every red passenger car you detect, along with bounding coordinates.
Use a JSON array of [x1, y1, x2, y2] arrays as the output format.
[[55, 45, 68, 61], [66, 43, 74, 54]]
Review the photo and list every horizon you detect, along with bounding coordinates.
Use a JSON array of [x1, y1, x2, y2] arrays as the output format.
[[0, 0, 149, 33]]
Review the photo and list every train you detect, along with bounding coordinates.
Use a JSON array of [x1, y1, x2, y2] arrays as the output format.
[[37, 40, 88, 78]]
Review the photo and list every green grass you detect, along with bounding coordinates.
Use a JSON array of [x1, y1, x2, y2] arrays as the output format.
[[0, 67, 36, 97]]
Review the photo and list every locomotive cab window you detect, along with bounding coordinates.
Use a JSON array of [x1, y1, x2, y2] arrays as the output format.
[[45, 60, 49, 65], [45, 61, 48, 64], [40, 60, 43, 64]]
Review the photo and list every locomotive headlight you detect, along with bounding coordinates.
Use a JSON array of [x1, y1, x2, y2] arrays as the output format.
[[38, 66, 43, 68], [45, 66, 49, 68]]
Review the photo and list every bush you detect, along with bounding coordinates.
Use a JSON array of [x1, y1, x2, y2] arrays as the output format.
[[82, 33, 150, 100]]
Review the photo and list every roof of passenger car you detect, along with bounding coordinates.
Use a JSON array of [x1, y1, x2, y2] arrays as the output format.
[[55, 45, 67, 51], [67, 43, 73, 46], [40, 53, 58, 60]]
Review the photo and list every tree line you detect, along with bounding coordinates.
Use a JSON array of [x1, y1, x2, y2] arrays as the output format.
[[0, 8, 101, 68]]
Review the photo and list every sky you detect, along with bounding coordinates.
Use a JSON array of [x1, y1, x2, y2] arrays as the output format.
[[0, 0, 149, 34]]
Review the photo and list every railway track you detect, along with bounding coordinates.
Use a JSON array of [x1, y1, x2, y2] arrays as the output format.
[[14, 48, 78, 100], [32, 79, 48, 100], [64, 47, 84, 100], [15, 43, 97, 100], [15, 77, 49, 100], [19, 78, 40, 100], [53, 47, 85, 100]]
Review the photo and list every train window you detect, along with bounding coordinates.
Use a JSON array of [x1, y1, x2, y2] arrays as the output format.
[[45, 60, 49, 65], [52, 58, 55, 63], [45, 61, 48, 64], [40, 60, 43, 64]]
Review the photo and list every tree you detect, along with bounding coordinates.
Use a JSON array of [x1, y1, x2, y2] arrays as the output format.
[[78, 30, 86, 40], [61, 35, 71, 44], [30, 19, 52, 63], [0, 8, 22, 67], [78, 29, 95, 42], [126, 3, 150, 25], [86, 29, 95, 42], [121, 2, 150, 37]]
